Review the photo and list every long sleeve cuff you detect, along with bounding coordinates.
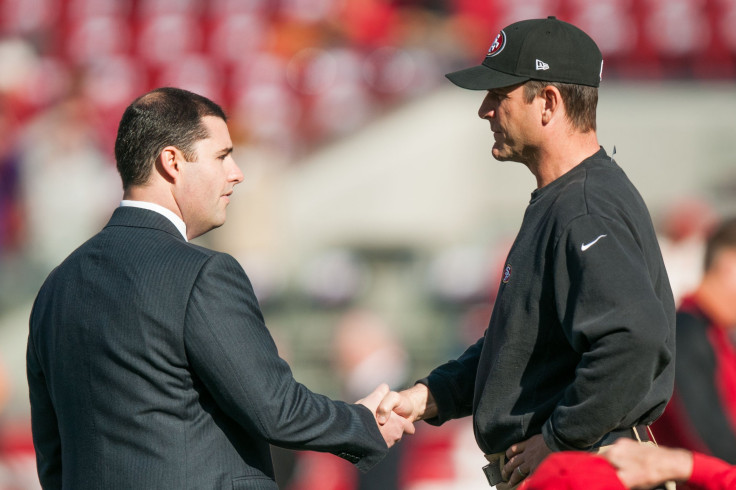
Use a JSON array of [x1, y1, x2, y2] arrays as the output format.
[[688, 452, 736, 490]]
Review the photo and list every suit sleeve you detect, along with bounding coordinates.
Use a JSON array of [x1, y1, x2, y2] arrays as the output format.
[[183, 253, 388, 471], [27, 307, 63, 490], [543, 214, 674, 451]]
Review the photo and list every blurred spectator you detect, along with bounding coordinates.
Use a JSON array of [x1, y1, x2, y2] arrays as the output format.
[[517, 450, 626, 490], [512, 438, 736, 489], [652, 216, 736, 465], [425, 244, 497, 306], [278, 309, 409, 490], [0, 100, 23, 256], [338, 0, 400, 50], [297, 250, 370, 308], [0, 358, 8, 416], [16, 92, 120, 272], [0, 0, 734, 165], [657, 197, 718, 305], [332, 309, 410, 402], [276, 309, 488, 490], [602, 438, 736, 490]]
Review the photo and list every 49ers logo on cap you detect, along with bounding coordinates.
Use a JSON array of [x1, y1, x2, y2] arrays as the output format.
[[486, 31, 506, 58]]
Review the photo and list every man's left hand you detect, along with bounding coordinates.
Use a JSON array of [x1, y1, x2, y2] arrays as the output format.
[[502, 434, 551, 486]]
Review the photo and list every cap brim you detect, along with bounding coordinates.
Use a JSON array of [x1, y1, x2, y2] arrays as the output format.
[[445, 65, 529, 90]]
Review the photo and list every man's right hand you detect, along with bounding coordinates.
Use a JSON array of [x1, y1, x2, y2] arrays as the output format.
[[376, 383, 437, 425], [357, 384, 415, 448], [602, 438, 693, 489]]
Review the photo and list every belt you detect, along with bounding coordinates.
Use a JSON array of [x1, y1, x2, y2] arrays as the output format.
[[481, 425, 651, 487], [594, 425, 650, 448]]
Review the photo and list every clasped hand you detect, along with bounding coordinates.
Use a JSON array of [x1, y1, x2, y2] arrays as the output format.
[[357, 384, 415, 448], [369, 383, 551, 485]]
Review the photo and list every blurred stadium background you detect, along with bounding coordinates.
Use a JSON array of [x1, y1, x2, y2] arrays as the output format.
[[1, 0, 736, 488]]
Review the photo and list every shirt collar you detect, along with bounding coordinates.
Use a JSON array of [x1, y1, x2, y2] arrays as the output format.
[[120, 200, 188, 241]]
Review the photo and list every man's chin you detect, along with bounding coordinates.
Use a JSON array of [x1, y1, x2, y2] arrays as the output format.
[[190, 218, 226, 240], [211, 217, 226, 231], [492, 149, 510, 162]]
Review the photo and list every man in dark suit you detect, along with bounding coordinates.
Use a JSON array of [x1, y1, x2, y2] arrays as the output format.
[[26, 87, 413, 489]]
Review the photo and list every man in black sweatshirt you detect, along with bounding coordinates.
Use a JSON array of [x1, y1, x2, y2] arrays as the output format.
[[377, 17, 675, 489]]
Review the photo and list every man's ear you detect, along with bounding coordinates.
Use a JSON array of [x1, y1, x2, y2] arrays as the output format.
[[157, 146, 181, 183], [540, 85, 561, 125]]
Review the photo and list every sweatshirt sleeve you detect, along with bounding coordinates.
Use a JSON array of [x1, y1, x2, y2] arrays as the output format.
[[689, 452, 736, 490], [542, 214, 674, 451], [419, 336, 484, 425]]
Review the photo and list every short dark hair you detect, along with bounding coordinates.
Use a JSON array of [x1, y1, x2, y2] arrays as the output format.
[[704, 217, 736, 271], [522, 81, 598, 132], [114, 87, 227, 189]]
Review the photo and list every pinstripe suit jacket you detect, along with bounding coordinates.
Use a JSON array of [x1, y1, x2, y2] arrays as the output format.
[[27, 206, 388, 489]]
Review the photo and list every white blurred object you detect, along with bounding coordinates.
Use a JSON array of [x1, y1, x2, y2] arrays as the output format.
[[0, 38, 38, 92], [427, 245, 496, 304], [298, 249, 369, 307], [18, 99, 121, 271], [235, 253, 288, 306]]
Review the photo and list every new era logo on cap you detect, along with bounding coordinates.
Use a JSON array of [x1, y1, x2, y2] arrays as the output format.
[[536, 59, 549, 71]]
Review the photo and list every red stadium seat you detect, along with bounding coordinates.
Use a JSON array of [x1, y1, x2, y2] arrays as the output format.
[[154, 54, 225, 104], [135, 14, 203, 66], [65, 16, 132, 64], [206, 13, 268, 65], [0, 0, 58, 36]]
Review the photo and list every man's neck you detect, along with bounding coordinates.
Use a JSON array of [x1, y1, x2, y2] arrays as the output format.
[[529, 131, 600, 188], [122, 186, 189, 240], [123, 186, 182, 220]]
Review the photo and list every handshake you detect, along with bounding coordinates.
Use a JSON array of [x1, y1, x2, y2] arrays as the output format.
[[356, 383, 434, 448]]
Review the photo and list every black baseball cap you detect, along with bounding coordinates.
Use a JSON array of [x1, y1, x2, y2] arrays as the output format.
[[446, 16, 603, 90]]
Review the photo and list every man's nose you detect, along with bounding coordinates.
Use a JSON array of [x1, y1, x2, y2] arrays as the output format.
[[478, 96, 495, 119], [230, 161, 245, 184]]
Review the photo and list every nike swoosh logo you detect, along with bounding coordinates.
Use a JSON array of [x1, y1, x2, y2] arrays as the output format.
[[581, 234, 607, 251]]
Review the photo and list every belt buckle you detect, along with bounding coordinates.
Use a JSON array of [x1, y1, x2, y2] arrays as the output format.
[[482, 453, 505, 486]]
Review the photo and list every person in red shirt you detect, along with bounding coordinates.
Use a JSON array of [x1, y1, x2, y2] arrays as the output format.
[[602, 439, 736, 490], [518, 439, 736, 490], [652, 216, 736, 463]]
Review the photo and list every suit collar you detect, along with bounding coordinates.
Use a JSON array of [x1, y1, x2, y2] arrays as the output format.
[[120, 200, 187, 240], [107, 206, 187, 242]]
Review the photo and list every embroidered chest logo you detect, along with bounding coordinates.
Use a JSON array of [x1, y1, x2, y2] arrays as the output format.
[[502, 263, 512, 284]]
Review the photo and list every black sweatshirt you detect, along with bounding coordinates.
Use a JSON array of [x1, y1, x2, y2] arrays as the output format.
[[422, 148, 676, 453]]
